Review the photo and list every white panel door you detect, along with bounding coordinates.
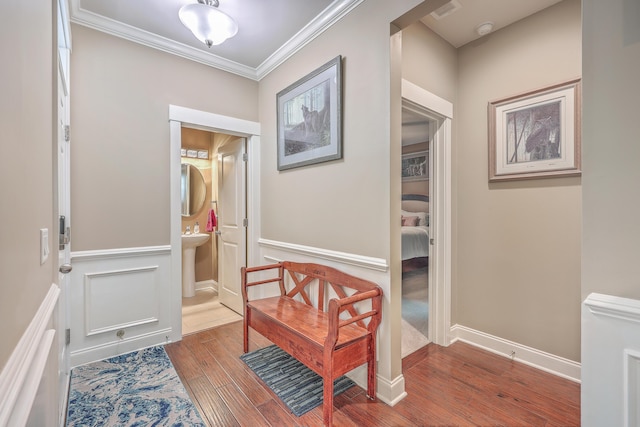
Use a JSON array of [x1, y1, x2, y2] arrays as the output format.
[[217, 138, 246, 314]]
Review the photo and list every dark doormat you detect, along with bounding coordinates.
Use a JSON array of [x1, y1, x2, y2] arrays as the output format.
[[240, 345, 355, 416]]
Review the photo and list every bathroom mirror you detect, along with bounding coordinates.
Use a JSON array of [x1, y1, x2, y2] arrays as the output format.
[[181, 163, 206, 217]]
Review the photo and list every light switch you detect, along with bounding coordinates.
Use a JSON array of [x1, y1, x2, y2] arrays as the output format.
[[40, 228, 49, 265]]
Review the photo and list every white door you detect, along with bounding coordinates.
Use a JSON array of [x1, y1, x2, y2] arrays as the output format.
[[217, 137, 246, 314], [56, 47, 72, 426]]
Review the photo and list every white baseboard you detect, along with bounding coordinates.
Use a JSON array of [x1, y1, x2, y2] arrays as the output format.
[[376, 373, 407, 406], [450, 324, 581, 382], [70, 328, 172, 368], [195, 280, 217, 293], [346, 364, 407, 406]]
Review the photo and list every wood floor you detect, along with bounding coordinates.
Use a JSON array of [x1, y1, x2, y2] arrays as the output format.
[[165, 321, 580, 426]]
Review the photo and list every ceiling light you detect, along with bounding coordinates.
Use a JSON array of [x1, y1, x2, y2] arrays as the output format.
[[179, 0, 238, 48], [475, 22, 494, 36]]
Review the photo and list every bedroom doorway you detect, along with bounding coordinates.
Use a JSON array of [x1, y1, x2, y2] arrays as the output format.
[[401, 80, 453, 351], [401, 104, 433, 357]]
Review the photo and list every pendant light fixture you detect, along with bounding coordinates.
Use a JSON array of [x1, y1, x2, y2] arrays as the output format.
[[179, 0, 238, 48]]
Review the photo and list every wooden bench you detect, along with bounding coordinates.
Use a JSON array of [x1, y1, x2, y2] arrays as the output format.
[[241, 261, 383, 426]]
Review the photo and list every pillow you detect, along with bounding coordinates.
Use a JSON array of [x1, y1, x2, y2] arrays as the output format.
[[401, 209, 428, 226], [401, 216, 419, 226]]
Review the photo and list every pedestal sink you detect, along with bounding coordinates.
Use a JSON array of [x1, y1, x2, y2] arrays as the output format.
[[181, 233, 210, 298]]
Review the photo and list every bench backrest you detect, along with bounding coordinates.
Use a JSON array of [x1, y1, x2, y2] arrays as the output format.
[[281, 261, 381, 330]]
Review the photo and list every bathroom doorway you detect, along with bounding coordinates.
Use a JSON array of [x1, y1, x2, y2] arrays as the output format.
[[168, 105, 261, 340], [179, 128, 244, 335]]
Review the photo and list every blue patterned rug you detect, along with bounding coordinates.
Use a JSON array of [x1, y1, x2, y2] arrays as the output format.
[[66, 346, 204, 426], [240, 345, 355, 417]]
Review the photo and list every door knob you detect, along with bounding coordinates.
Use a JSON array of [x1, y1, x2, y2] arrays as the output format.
[[214, 230, 222, 235], [59, 264, 72, 274]]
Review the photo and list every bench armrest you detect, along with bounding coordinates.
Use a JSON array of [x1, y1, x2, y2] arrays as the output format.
[[325, 287, 382, 349], [241, 263, 286, 304]]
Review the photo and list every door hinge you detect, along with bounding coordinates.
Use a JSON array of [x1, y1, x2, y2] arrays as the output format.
[[65, 328, 70, 345], [242, 152, 248, 162], [64, 125, 70, 142], [243, 218, 248, 227], [59, 215, 70, 249]]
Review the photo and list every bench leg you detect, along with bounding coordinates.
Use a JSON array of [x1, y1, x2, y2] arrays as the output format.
[[323, 373, 334, 426], [243, 311, 249, 353], [367, 336, 377, 400]]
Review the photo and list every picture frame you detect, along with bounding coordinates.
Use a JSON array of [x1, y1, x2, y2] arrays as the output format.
[[402, 150, 429, 182], [277, 55, 342, 171], [488, 79, 581, 182]]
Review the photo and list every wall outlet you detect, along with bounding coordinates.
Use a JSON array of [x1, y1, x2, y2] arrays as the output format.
[[40, 228, 49, 265]]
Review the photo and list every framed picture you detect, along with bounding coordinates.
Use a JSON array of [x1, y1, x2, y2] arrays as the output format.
[[488, 79, 581, 182], [402, 151, 429, 182], [277, 55, 342, 171]]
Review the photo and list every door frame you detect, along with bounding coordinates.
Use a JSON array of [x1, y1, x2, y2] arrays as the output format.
[[401, 80, 452, 346], [168, 105, 260, 340]]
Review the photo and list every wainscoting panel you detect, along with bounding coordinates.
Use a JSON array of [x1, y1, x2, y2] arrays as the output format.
[[70, 246, 173, 367], [582, 292, 640, 427], [0, 284, 59, 427], [84, 266, 160, 336]]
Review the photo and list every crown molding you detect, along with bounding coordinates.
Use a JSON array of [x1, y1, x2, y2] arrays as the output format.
[[255, 0, 364, 80], [69, 0, 363, 81]]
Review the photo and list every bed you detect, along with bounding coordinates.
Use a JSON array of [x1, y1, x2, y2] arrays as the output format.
[[401, 194, 429, 261]]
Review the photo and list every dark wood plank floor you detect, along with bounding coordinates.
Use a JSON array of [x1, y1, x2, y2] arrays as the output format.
[[166, 321, 580, 426]]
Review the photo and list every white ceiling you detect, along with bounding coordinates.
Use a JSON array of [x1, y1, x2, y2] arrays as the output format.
[[69, 0, 564, 81]]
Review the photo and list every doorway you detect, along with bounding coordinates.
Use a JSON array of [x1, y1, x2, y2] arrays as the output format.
[[400, 80, 453, 352], [179, 128, 245, 335], [168, 105, 261, 341], [400, 104, 432, 357]]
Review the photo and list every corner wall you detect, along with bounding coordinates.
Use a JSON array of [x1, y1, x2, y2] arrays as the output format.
[[455, 0, 582, 362]]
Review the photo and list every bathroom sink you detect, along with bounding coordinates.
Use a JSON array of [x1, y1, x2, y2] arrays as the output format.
[[181, 233, 210, 248], [181, 233, 210, 298]]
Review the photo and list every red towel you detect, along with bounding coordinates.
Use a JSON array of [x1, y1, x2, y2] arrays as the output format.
[[206, 208, 217, 232]]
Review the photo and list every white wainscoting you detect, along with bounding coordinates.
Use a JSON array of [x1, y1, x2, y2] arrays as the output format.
[[582, 293, 640, 426], [0, 284, 59, 427], [69, 246, 173, 367], [255, 239, 407, 405]]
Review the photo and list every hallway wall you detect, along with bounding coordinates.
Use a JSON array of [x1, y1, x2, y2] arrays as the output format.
[[70, 24, 258, 251], [0, 0, 56, 369], [455, 0, 581, 362]]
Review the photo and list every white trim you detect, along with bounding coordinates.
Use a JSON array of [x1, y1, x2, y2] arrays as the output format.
[[375, 373, 407, 406], [169, 105, 260, 136], [624, 348, 640, 427], [450, 324, 581, 382], [0, 284, 60, 426], [258, 238, 389, 272], [584, 292, 640, 323], [402, 80, 453, 119], [71, 245, 171, 261], [256, 0, 365, 79], [69, 0, 363, 81], [195, 279, 217, 293], [170, 120, 183, 342], [401, 80, 453, 347]]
